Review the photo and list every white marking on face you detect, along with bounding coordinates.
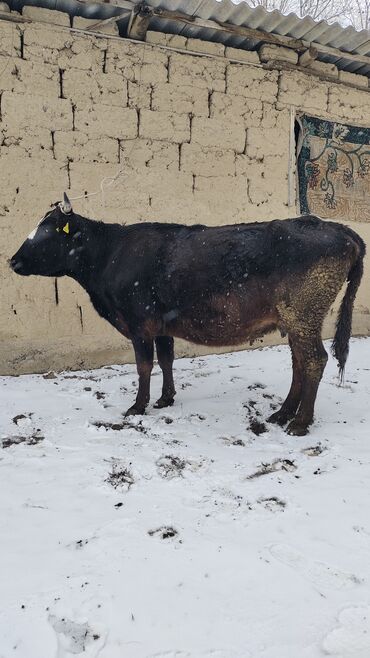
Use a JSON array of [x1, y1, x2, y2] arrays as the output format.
[[26, 210, 53, 242], [28, 228, 37, 240]]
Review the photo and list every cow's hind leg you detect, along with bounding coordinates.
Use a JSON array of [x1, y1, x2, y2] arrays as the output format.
[[268, 337, 304, 426], [154, 336, 176, 408], [274, 259, 349, 434], [286, 336, 328, 436], [125, 337, 154, 416]]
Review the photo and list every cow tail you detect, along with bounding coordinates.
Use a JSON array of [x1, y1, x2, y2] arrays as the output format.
[[332, 231, 366, 383]]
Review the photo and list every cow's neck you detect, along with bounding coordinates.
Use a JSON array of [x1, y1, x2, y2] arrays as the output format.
[[68, 219, 124, 292]]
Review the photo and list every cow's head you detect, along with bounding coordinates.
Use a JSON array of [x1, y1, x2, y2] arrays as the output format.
[[10, 194, 83, 277]]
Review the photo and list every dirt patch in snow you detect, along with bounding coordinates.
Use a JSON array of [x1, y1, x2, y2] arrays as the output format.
[[156, 455, 188, 479], [156, 455, 203, 479], [148, 526, 178, 540], [106, 463, 134, 490], [221, 436, 246, 447], [92, 419, 147, 433], [259, 496, 286, 511], [244, 399, 268, 435], [1, 432, 44, 448], [12, 412, 33, 425], [249, 418, 268, 435], [247, 459, 297, 479], [93, 420, 127, 431], [302, 444, 326, 457], [247, 383, 266, 391]]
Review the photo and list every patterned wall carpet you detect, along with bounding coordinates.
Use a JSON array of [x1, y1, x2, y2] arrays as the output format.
[[298, 114, 370, 223]]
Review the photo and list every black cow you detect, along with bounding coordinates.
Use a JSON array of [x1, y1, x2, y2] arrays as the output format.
[[10, 194, 365, 435]]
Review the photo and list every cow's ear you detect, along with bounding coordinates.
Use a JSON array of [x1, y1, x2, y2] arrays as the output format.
[[62, 192, 72, 214]]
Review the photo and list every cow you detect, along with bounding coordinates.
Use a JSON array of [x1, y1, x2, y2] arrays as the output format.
[[10, 193, 365, 435]]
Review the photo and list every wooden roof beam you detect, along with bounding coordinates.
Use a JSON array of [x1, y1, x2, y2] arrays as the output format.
[[127, 2, 153, 40], [147, 4, 370, 69], [84, 10, 130, 33], [299, 46, 319, 67]]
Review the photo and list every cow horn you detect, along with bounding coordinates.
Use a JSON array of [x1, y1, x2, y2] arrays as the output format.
[[62, 192, 72, 214]]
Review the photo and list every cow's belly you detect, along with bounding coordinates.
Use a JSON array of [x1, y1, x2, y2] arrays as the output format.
[[166, 294, 278, 346], [170, 319, 277, 346]]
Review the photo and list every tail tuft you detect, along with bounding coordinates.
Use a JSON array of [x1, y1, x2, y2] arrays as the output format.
[[331, 230, 365, 382]]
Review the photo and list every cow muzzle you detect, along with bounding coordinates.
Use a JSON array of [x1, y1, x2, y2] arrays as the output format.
[[9, 257, 27, 275]]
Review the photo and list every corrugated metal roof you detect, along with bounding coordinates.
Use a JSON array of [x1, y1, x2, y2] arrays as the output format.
[[137, 0, 370, 77]]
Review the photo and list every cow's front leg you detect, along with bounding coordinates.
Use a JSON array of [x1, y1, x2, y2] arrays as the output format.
[[154, 336, 176, 409], [125, 337, 154, 416]]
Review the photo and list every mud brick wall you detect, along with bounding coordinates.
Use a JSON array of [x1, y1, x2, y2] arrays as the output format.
[[1, 16, 370, 374]]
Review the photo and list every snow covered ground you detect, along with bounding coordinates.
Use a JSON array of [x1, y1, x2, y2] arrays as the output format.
[[1, 338, 370, 658]]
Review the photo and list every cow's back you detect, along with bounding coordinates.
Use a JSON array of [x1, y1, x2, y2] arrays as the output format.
[[156, 216, 358, 298]]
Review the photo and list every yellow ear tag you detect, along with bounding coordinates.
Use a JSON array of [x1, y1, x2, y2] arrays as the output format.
[[62, 222, 70, 234]]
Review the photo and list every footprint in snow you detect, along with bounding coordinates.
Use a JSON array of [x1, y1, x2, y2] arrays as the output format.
[[148, 650, 245, 657], [1, 432, 44, 448], [12, 412, 33, 426], [268, 543, 361, 590], [258, 496, 286, 512], [322, 605, 370, 657], [248, 459, 296, 479], [148, 526, 178, 540], [156, 455, 203, 479], [302, 444, 326, 457], [48, 614, 106, 657]]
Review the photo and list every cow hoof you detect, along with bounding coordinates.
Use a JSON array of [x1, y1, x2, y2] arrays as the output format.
[[124, 406, 145, 417], [286, 420, 309, 436], [267, 410, 290, 426], [154, 397, 175, 409]]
